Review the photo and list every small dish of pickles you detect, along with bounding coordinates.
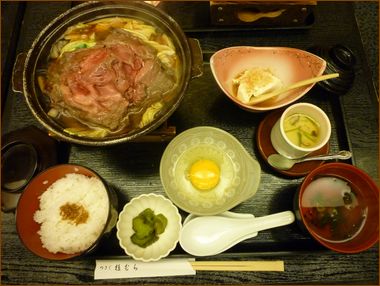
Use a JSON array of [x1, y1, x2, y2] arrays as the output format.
[[116, 193, 182, 262]]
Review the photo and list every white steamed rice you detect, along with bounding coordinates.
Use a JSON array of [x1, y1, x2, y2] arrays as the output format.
[[33, 173, 109, 254]]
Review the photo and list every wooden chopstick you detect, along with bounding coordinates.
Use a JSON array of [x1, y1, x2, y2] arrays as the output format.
[[190, 261, 284, 272], [249, 73, 340, 105]]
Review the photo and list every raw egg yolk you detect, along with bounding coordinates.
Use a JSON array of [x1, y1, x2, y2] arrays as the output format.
[[188, 159, 220, 191]]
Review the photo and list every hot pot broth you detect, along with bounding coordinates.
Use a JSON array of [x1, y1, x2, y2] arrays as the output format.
[[301, 176, 368, 243], [37, 17, 181, 138]]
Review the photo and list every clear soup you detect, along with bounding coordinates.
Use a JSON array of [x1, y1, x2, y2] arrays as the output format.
[[301, 176, 368, 243]]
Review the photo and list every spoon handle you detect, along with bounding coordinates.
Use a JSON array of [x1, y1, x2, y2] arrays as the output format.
[[299, 150, 352, 163], [249, 211, 295, 233]]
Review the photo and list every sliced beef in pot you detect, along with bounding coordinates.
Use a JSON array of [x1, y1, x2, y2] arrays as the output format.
[[45, 29, 177, 131]]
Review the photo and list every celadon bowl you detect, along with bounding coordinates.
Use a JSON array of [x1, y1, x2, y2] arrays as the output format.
[[160, 126, 261, 215]]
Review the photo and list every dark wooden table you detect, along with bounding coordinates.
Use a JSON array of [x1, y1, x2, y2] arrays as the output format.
[[1, 1, 379, 285]]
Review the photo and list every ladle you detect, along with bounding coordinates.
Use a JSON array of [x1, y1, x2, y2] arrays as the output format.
[[179, 211, 295, 256], [267, 150, 352, 170]]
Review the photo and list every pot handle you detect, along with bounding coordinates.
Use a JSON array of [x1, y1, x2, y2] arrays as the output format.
[[188, 38, 203, 78], [12, 52, 27, 93]]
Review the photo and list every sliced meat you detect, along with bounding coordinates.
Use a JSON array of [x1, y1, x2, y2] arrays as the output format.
[[46, 29, 177, 131]]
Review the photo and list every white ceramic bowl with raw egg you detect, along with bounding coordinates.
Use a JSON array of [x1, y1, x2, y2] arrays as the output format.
[[159, 126, 261, 215]]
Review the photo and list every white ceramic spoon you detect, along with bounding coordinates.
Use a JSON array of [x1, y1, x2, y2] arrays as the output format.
[[179, 211, 295, 256], [183, 211, 255, 225]]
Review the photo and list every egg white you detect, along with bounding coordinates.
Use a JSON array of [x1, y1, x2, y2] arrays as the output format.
[[173, 144, 239, 208]]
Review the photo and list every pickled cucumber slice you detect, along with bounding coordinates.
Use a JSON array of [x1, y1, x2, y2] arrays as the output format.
[[154, 214, 168, 234], [130, 208, 168, 248]]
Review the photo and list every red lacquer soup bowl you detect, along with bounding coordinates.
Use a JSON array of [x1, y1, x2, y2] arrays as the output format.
[[294, 163, 379, 253]]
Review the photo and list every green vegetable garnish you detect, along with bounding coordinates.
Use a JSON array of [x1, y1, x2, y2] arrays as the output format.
[[154, 214, 168, 235], [59, 40, 96, 56], [131, 208, 168, 248]]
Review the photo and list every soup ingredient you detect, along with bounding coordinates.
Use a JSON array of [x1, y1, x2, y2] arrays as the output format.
[[139, 102, 163, 128], [41, 17, 179, 138], [33, 173, 109, 254], [232, 67, 283, 104], [301, 176, 368, 242], [188, 159, 221, 191], [131, 208, 168, 248], [284, 113, 320, 148]]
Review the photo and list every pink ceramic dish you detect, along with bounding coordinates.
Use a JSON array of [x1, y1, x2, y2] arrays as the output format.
[[210, 46, 326, 112]]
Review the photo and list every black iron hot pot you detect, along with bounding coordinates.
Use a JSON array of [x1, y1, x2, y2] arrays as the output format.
[[13, 1, 203, 146]]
